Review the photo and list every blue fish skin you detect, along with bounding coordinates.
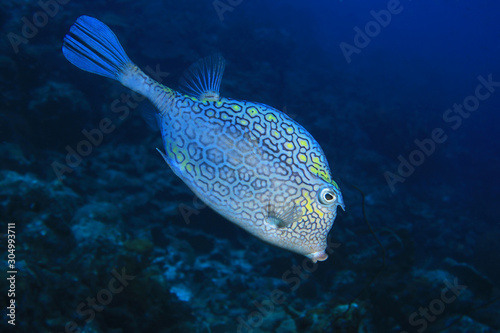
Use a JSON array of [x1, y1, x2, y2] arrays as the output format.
[[62, 16, 344, 262]]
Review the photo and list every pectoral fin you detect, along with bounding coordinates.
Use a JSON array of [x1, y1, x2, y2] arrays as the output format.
[[265, 202, 304, 229]]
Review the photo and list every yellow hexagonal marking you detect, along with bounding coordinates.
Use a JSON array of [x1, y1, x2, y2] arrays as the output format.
[[298, 153, 307, 163], [231, 104, 242, 112], [298, 138, 309, 149], [301, 190, 314, 213], [271, 130, 281, 139], [186, 163, 194, 172], [265, 113, 277, 122], [319, 170, 332, 183], [175, 151, 185, 164], [286, 127, 294, 134], [310, 163, 332, 184], [237, 118, 249, 126], [254, 124, 265, 134], [284, 142, 294, 150], [246, 107, 258, 117], [309, 165, 318, 176], [184, 95, 198, 102]]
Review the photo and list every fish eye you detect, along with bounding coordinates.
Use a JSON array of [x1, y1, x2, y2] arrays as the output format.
[[318, 188, 337, 205]]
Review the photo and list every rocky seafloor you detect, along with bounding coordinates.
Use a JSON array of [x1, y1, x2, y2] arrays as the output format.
[[2, 154, 500, 333]]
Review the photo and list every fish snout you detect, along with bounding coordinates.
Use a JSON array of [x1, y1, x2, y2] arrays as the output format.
[[335, 188, 346, 211], [307, 250, 328, 263]]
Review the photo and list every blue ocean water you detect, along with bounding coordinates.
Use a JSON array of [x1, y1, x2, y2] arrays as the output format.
[[1, 0, 499, 332]]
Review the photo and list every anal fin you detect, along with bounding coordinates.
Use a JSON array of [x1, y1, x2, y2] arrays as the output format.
[[156, 148, 183, 179]]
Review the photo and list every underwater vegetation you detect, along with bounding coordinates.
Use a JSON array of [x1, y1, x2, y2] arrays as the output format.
[[1, 0, 499, 332]]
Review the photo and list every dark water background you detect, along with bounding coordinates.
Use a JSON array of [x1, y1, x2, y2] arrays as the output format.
[[1, 0, 499, 332]]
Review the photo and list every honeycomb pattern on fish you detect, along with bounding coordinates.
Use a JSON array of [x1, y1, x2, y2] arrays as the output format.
[[159, 94, 339, 252]]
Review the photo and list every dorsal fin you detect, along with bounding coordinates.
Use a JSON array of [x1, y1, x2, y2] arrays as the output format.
[[179, 54, 225, 101]]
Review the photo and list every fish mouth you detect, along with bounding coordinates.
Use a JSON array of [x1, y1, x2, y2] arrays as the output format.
[[307, 250, 328, 263], [335, 189, 346, 211]]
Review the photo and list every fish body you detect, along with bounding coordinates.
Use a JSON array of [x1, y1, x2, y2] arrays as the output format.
[[63, 16, 344, 262]]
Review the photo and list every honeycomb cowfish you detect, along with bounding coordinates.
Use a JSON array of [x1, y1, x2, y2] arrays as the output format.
[[62, 16, 344, 262]]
